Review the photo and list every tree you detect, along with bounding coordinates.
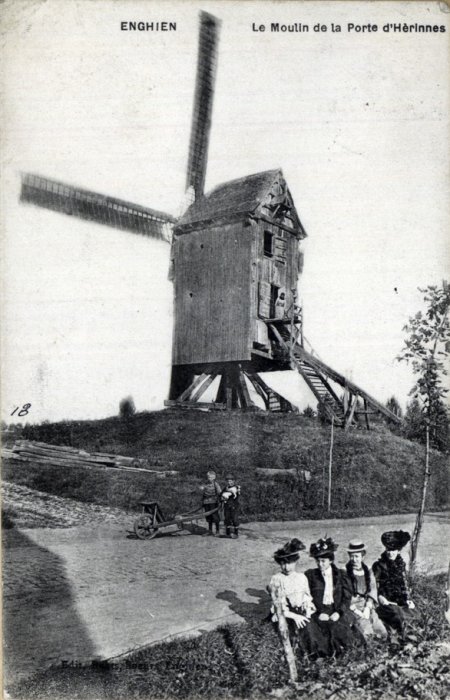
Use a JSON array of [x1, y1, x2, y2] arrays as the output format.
[[404, 397, 449, 452], [119, 396, 136, 420], [302, 405, 316, 419], [397, 281, 450, 568], [403, 398, 425, 442], [386, 396, 402, 418]]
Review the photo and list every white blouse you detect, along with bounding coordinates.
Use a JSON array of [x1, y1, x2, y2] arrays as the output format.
[[269, 571, 316, 618], [322, 567, 334, 605]]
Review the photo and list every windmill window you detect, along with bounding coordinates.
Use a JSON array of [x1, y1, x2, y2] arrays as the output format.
[[264, 230, 274, 257]]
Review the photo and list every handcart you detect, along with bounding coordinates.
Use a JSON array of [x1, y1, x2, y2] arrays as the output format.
[[133, 501, 220, 540]]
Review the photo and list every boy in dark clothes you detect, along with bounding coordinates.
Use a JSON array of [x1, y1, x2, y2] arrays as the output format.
[[199, 469, 221, 536], [372, 530, 415, 645], [221, 473, 240, 539]]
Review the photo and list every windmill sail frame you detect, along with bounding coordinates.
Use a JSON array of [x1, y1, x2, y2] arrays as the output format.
[[20, 173, 175, 242]]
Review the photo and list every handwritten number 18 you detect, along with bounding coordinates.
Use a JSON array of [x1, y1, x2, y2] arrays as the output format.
[[11, 403, 32, 417]]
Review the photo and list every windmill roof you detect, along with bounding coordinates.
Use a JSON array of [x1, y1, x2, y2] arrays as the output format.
[[176, 169, 282, 229]]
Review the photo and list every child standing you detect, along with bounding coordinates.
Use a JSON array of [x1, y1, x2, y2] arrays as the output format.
[[221, 473, 240, 539], [199, 469, 221, 536]]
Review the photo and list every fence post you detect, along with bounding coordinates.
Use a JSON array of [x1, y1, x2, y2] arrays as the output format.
[[328, 416, 334, 512], [270, 586, 298, 683]]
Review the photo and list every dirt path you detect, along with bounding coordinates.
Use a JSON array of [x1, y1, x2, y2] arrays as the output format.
[[2, 482, 128, 528], [3, 485, 449, 686]]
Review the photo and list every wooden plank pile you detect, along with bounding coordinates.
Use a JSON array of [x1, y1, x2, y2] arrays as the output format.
[[2, 441, 178, 477]]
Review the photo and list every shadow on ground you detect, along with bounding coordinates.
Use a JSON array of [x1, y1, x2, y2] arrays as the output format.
[[216, 587, 271, 622], [3, 527, 96, 686]]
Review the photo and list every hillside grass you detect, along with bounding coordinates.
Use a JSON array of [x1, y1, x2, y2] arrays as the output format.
[[11, 572, 450, 700], [3, 411, 449, 521]]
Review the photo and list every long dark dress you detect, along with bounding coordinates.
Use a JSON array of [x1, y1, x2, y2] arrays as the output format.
[[372, 552, 414, 641], [305, 565, 365, 655]]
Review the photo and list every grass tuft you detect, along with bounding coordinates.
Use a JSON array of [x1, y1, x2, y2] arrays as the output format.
[[10, 573, 450, 700]]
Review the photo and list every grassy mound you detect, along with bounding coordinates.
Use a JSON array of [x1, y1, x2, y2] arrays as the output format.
[[11, 573, 450, 700], [3, 411, 449, 520]]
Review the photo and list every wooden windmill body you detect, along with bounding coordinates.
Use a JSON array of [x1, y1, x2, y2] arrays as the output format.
[[20, 12, 399, 428], [168, 168, 305, 411]]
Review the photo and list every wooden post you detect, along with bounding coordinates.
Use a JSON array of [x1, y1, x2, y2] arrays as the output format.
[[270, 586, 298, 683], [321, 444, 326, 509], [410, 423, 430, 570], [190, 373, 217, 402], [290, 288, 296, 358], [445, 561, 450, 627], [363, 398, 371, 430], [300, 302, 304, 348], [327, 416, 334, 512], [344, 393, 357, 430]]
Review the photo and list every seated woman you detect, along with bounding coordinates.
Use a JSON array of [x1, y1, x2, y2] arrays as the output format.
[[268, 538, 328, 657], [345, 540, 386, 638], [372, 530, 415, 646], [305, 537, 365, 656]]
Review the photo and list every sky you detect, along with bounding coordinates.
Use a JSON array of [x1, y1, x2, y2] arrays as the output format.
[[1, 0, 449, 424]]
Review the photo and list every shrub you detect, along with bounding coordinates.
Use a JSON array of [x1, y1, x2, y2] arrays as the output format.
[[119, 396, 136, 420]]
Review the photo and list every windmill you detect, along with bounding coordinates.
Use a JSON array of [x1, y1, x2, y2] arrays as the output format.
[[20, 12, 399, 429]]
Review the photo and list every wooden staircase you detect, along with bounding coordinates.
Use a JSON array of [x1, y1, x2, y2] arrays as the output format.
[[268, 322, 401, 428], [245, 372, 297, 413]]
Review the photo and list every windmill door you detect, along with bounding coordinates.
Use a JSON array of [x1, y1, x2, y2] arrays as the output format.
[[258, 281, 271, 318]]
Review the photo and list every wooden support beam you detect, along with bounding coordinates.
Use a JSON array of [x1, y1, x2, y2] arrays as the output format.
[[190, 373, 217, 402], [226, 386, 233, 410], [237, 370, 252, 408], [364, 399, 371, 430], [342, 386, 350, 414], [177, 373, 209, 402], [249, 371, 296, 412], [251, 348, 272, 360], [231, 385, 239, 409], [257, 213, 305, 239], [215, 374, 226, 405], [268, 322, 290, 353], [344, 394, 358, 430], [245, 372, 270, 409], [164, 400, 226, 411]]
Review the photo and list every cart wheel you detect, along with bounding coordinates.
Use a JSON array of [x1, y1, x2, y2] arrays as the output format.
[[134, 515, 158, 540]]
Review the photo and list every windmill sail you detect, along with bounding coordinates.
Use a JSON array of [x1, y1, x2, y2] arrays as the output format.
[[20, 173, 175, 242], [186, 11, 220, 200]]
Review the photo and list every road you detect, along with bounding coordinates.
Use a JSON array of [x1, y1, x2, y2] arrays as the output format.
[[3, 504, 449, 686]]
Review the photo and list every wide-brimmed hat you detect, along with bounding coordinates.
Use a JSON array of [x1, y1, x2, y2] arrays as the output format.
[[347, 540, 366, 554], [309, 537, 339, 559], [381, 530, 411, 551], [274, 538, 305, 563]]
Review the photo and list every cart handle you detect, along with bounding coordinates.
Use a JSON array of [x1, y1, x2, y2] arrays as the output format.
[[177, 505, 219, 518]]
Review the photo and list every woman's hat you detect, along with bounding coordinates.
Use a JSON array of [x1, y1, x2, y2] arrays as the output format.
[[225, 473, 235, 480], [274, 538, 305, 562], [381, 530, 411, 551], [309, 537, 339, 559], [347, 540, 366, 554]]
